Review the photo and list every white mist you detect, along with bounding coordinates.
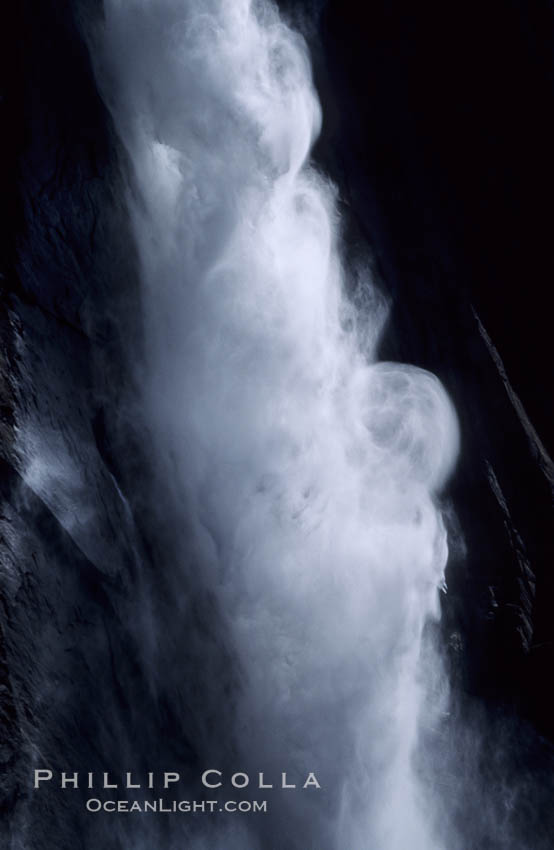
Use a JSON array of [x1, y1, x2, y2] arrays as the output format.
[[94, 1, 459, 847]]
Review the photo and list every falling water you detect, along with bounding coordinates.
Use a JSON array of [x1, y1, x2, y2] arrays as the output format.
[[92, 1, 459, 846]]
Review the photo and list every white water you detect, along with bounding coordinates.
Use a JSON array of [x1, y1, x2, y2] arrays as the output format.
[[94, 1, 459, 846]]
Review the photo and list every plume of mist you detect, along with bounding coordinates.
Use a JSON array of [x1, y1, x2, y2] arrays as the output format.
[[92, 1, 459, 846]]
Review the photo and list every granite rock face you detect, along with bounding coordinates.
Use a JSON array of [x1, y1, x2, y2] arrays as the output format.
[[2, 3, 237, 847]]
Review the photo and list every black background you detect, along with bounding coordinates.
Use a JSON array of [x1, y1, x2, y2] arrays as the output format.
[[283, 0, 554, 740]]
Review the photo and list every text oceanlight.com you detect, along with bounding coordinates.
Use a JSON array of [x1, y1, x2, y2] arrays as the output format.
[[85, 799, 268, 813]]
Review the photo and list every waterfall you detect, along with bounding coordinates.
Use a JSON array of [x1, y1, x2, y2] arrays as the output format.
[[92, 1, 459, 846]]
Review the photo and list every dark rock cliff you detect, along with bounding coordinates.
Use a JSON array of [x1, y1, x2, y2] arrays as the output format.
[[1, 2, 238, 847], [296, 1, 554, 843], [305, 0, 554, 739]]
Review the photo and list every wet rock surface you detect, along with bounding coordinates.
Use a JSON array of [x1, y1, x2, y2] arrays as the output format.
[[2, 3, 236, 846]]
